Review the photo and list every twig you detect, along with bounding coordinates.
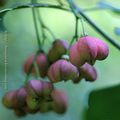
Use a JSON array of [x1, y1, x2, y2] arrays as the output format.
[[67, 0, 120, 50], [31, 6, 42, 50], [0, 2, 120, 50], [36, 10, 56, 44]]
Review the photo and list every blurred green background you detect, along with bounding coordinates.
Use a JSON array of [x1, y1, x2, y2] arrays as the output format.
[[0, 0, 120, 120]]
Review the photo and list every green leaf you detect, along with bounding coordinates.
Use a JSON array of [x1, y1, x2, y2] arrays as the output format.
[[86, 85, 120, 120]]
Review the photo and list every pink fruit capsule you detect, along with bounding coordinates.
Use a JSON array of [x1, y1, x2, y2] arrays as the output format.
[[15, 87, 27, 108], [47, 60, 79, 83], [25, 80, 43, 97], [79, 63, 97, 82], [94, 39, 109, 60], [77, 36, 98, 61], [69, 36, 97, 67], [41, 81, 54, 99], [51, 89, 68, 114], [2, 90, 17, 109], [24, 55, 35, 74], [69, 42, 85, 67], [73, 63, 97, 83], [23, 53, 49, 78]]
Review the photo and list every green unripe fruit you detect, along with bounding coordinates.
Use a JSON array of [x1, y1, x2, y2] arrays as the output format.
[[41, 81, 54, 100], [39, 101, 53, 113], [2, 90, 17, 109], [48, 39, 69, 63], [26, 94, 40, 111]]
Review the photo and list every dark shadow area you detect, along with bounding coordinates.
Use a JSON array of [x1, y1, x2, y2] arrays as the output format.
[[86, 85, 120, 120]]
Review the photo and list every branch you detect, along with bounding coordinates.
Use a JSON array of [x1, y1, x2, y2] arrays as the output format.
[[67, 0, 120, 50], [32, 7, 42, 50], [0, 2, 120, 50], [0, 3, 71, 14], [0, 3, 110, 15]]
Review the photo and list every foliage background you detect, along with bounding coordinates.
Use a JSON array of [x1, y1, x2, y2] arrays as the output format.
[[0, 0, 120, 120]]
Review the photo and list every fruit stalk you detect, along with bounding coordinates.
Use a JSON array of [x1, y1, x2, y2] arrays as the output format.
[[67, 0, 120, 50], [31, 0, 42, 50]]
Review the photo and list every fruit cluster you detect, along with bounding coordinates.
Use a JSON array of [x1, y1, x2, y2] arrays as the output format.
[[2, 80, 67, 117], [24, 37, 108, 82], [23, 36, 109, 83], [2, 36, 109, 117]]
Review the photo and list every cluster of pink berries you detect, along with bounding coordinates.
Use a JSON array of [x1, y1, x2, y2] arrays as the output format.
[[2, 36, 109, 117], [47, 36, 108, 83], [23, 36, 109, 83], [2, 80, 67, 117]]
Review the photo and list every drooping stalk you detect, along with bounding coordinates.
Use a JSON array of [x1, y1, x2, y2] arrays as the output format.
[[67, 0, 120, 50], [31, 1, 42, 50], [0, 2, 120, 50]]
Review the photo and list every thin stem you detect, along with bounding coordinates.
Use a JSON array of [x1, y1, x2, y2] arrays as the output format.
[[44, 25, 56, 41], [35, 0, 47, 46], [56, 0, 69, 8], [78, 8, 120, 50], [34, 0, 56, 44], [80, 18, 87, 37], [57, 0, 63, 6], [31, 0, 42, 50], [0, 3, 115, 17], [68, 37, 75, 49], [67, 0, 120, 50], [0, 2, 120, 50], [37, 11, 46, 45], [68, 0, 79, 47], [34, 61, 41, 79], [24, 52, 37, 84], [0, 3, 115, 15], [34, 0, 45, 46], [0, 3, 70, 14], [68, 16, 79, 49], [75, 16, 79, 41], [36, 10, 56, 44]]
